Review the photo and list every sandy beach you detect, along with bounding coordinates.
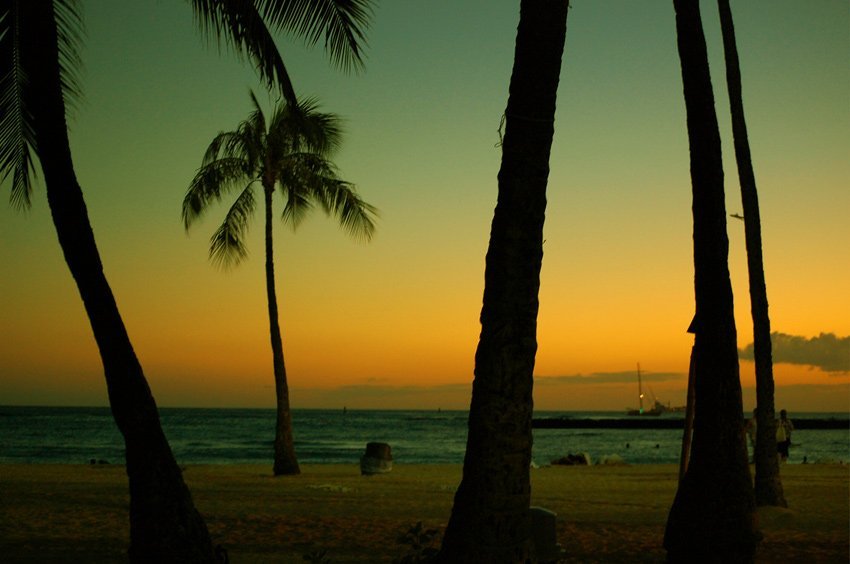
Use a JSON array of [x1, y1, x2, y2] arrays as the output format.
[[1, 463, 847, 562]]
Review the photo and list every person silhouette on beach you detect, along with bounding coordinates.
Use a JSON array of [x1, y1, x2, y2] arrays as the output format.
[[744, 407, 757, 450], [776, 409, 794, 463], [744, 407, 758, 462]]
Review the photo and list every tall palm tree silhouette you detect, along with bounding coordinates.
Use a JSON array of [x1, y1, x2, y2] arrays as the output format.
[[664, 1, 759, 561], [438, 1, 570, 561], [183, 91, 376, 476], [0, 1, 372, 560], [717, 0, 786, 508]]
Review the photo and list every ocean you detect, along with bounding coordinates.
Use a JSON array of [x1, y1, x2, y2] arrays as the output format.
[[1, 406, 847, 466]]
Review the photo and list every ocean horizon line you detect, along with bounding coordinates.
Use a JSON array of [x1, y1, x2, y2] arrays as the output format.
[[2, 404, 847, 417]]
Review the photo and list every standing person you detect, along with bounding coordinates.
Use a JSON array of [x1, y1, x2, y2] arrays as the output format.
[[745, 408, 757, 448], [776, 409, 794, 462], [744, 408, 757, 462]]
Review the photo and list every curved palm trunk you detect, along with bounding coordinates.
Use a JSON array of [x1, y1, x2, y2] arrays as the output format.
[[717, 0, 786, 508], [438, 2, 569, 562], [26, 3, 216, 562], [663, 1, 759, 562], [263, 182, 301, 476]]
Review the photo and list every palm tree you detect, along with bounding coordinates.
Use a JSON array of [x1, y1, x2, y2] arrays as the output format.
[[717, 0, 786, 508], [437, 1, 569, 562], [1, 0, 371, 560], [183, 92, 376, 476], [663, 1, 759, 562]]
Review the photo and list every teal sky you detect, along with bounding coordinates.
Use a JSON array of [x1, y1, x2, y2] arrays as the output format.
[[1, 1, 848, 410]]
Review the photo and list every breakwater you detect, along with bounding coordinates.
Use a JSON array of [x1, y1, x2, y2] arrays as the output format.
[[532, 417, 849, 430]]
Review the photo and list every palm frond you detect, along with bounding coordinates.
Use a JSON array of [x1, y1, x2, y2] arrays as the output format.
[[53, 0, 84, 114], [279, 182, 314, 230], [209, 182, 256, 268], [278, 152, 376, 240], [190, 0, 296, 104], [301, 105, 342, 154], [1, 0, 84, 210], [0, 1, 37, 209], [268, 96, 342, 157], [183, 157, 253, 229], [245, 89, 268, 155], [315, 177, 377, 241], [202, 130, 239, 165], [278, 150, 334, 177], [202, 128, 259, 170], [258, 0, 373, 73]]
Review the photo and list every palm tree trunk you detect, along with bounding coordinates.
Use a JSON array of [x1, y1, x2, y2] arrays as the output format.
[[263, 182, 301, 476], [717, 0, 786, 508], [677, 344, 697, 481], [663, 1, 759, 562], [26, 3, 216, 562], [438, 2, 569, 562]]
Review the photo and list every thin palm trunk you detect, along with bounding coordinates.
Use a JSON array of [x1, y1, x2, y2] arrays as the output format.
[[717, 0, 786, 507], [438, 1, 569, 562], [263, 182, 301, 476], [664, 1, 759, 561], [28, 3, 216, 561]]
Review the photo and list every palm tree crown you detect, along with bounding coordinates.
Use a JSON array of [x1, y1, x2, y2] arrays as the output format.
[[183, 91, 376, 266]]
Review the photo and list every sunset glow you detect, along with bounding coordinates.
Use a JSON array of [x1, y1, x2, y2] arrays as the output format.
[[1, 1, 847, 411]]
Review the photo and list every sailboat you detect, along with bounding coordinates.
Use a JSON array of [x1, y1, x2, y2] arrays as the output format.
[[626, 363, 664, 416]]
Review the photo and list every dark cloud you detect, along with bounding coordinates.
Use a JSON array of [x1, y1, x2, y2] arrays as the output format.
[[536, 371, 685, 385], [739, 332, 850, 373], [290, 381, 479, 410], [322, 383, 470, 397], [300, 372, 689, 398]]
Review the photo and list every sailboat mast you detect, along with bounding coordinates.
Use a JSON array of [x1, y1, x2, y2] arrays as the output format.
[[637, 363, 644, 414]]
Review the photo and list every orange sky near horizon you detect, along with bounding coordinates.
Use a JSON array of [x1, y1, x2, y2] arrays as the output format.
[[1, 1, 848, 412]]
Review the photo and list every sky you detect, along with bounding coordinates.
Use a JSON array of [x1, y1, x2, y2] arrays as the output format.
[[1, 0, 848, 411]]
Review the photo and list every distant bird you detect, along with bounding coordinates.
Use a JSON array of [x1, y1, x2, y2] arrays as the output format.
[[730, 213, 745, 221]]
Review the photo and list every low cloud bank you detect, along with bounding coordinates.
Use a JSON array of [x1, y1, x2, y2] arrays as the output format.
[[739, 332, 849, 373], [536, 371, 684, 385]]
